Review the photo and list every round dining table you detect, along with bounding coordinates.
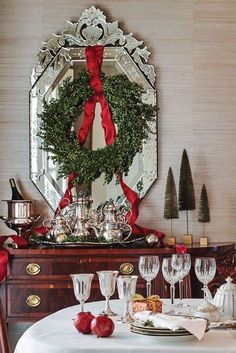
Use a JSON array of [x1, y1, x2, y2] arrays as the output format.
[[14, 299, 236, 353]]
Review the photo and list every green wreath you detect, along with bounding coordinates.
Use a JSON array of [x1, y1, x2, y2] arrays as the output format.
[[38, 70, 156, 186]]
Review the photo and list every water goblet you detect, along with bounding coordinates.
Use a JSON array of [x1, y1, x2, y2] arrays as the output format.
[[117, 275, 138, 323], [162, 257, 181, 313], [194, 257, 216, 303], [171, 253, 191, 308], [138, 255, 160, 297], [97, 270, 119, 316], [70, 273, 94, 312]]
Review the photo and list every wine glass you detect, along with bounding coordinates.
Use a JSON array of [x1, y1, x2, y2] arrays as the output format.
[[162, 257, 181, 313], [97, 270, 118, 316], [171, 253, 191, 307], [70, 273, 94, 312], [138, 256, 160, 297], [117, 275, 138, 323], [194, 257, 216, 302]]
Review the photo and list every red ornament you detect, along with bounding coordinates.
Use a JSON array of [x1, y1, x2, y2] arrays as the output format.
[[73, 311, 95, 334], [91, 315, 115, 338]]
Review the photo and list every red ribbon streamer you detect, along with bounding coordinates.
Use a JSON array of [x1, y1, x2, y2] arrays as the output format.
[[175, 244, 188, 254], [58, 45, 164, 242], [118, 175, 164, 242], [0, 236, 29, 283], [78, 46, 116, 146], [0, 248, 8, 283], [57, 172, 77, 213]]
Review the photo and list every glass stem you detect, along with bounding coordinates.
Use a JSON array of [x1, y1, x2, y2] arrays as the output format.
[[80, 300, 85, 312], [170, 284, 175, 311], [123, 301, 130, 318], [104, 296, 110, 312], [203, 284, 207, 300], [146, 281, 151, 298], [179, 279, 184, 304]]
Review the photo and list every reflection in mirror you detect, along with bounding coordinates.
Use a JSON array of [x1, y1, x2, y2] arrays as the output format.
[[30, 6, 157, 210]]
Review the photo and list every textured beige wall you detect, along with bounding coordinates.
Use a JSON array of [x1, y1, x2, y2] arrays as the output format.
[[0, 0, 236, 243]]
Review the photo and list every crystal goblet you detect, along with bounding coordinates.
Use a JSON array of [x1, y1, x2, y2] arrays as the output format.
[[171, 253, 191, 307], [138, 255, 160, 297], [97, 270, 119, 316], [70, 273, 94, 312], [117, 275, 138, 323], [162, 257, 181, 313], [194, 257, 216, 303]]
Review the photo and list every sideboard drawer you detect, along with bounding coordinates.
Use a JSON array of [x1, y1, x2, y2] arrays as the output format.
[[8, 255, 142, 279], [7, 282, 78, 321]]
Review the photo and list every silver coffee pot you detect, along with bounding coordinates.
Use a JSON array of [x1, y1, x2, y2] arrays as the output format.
[[61, 192, 97, 240], [94, 200, 132, 243]]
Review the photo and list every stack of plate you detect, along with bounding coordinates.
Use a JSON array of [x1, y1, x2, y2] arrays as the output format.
[[130, 319, 210, 339]]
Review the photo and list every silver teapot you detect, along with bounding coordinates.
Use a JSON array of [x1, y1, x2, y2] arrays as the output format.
[[94, 200, 132, 243]]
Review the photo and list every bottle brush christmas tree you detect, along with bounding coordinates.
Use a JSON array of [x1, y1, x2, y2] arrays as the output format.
[[164, 167, 179, 235], [198, 184, 210, 236], [178, 149, 196, 235]]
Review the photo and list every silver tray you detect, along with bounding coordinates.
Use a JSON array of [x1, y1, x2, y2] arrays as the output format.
[[29, 235, 145, 248]]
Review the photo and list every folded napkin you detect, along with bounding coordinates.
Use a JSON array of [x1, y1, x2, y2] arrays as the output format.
[[133, 311, 207, 340]]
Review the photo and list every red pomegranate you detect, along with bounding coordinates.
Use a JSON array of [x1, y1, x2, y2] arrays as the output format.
[[91, 315, 115, 338], [73, 311, 95, 334]]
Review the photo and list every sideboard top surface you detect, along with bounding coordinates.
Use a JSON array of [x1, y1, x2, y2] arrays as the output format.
[[7, 242, 235, 257]]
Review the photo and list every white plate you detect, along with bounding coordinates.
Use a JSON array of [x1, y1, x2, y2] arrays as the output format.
[[130, 327, 197, 340]]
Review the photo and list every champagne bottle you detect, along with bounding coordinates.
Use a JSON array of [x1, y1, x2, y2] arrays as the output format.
[[9, 178, 24, 200]]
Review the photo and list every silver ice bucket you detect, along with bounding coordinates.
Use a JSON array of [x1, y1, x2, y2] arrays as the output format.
[[0, 200, 37, 236], [4, 200, 35, 218]]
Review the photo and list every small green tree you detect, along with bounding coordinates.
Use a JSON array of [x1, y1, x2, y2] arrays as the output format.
[[178, 149, 196, 234], [164, 167, 179, 235], [198, 184, 210, 236]]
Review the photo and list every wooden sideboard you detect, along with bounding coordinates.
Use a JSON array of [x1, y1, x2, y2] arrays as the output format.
[[0, 242, 234, 323]]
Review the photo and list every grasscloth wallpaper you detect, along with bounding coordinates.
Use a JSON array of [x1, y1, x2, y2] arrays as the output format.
[[0, 0, 236, 243]]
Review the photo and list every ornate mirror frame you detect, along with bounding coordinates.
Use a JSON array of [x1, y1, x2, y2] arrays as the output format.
[[30, 6, 157, 210]]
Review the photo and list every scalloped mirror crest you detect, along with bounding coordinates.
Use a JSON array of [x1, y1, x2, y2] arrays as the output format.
[[32, 6, 155, 86]]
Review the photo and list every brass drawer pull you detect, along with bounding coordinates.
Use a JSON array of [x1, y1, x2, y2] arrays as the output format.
[[26, 263, 41, 275], [119, 263, 134, 275], [26, 295, 41, 307]]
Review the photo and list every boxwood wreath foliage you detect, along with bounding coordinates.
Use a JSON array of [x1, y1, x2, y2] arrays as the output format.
[[38, 70, 156, 186]]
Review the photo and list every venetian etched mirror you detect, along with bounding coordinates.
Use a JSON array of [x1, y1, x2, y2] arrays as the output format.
[[30, 6, 157, 210]]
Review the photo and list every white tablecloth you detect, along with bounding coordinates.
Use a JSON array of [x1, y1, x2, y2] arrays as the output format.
[[14, 299, 236, 353]]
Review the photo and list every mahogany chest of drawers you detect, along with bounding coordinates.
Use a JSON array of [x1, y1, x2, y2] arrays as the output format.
[[1, 243, 234, 323]]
